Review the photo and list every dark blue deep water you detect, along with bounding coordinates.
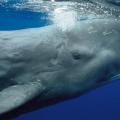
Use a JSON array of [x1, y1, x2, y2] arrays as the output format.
[[0, 1, 120, 120]]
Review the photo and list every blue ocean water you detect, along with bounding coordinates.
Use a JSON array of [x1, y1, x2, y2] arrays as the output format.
[[0, 7, 50, 30], [0, 1, 120, 120]]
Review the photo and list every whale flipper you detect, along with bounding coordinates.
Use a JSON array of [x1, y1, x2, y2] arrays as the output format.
[[0, 83, 43, 114], [0, 82, 46, 120]]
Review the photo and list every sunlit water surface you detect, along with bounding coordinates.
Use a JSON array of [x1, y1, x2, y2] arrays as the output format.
[[0, 0, 120, 30]]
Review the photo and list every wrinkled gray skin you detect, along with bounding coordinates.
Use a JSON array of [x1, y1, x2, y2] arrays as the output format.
[[0, 0, 120, 120]]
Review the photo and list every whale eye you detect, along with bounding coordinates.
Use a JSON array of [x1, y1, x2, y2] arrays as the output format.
[[71, 51, 83, 60], [71, 49, 93, 61]]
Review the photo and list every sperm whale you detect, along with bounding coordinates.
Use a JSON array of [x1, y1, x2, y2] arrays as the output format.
[[0, 18, 120, 119]]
